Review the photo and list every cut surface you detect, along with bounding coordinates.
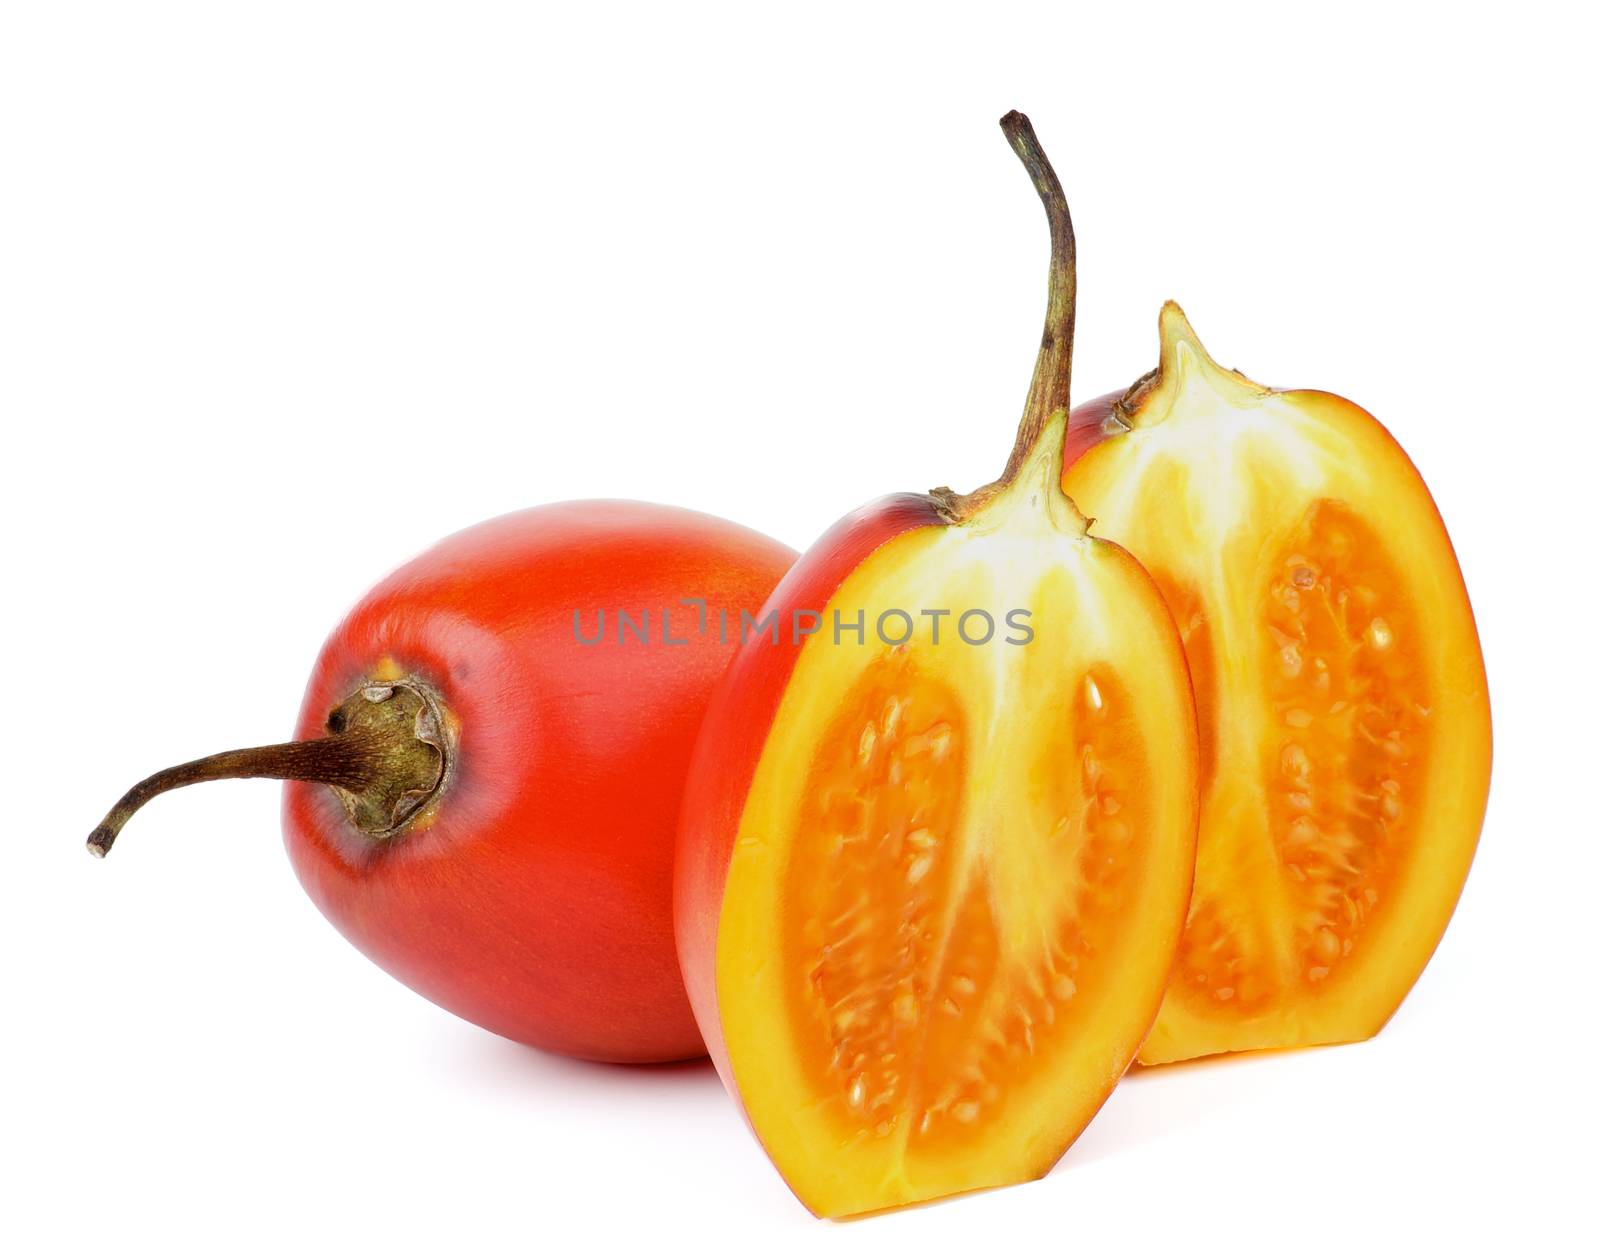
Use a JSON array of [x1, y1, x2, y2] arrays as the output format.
[[784, 652, 1150, 1152], [1062, 305, 1490, 1064], [714, 491, 1197, 1215]]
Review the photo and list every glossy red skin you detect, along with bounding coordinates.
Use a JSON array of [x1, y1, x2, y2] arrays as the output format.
[[675, 492, 942, 1093], [284, 500, 795, 1063]]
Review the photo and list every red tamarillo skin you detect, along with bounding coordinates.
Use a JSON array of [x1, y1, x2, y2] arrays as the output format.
[[284, 500, 795, 1062]]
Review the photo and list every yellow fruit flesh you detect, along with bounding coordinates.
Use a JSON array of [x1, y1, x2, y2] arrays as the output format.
[[1063, 305, 1490, 1065], [715, 475, 1198, 1215]]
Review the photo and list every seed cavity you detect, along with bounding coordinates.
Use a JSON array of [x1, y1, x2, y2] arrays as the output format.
[[786, 651, 1148, 1149], [1262, 501, 1429, 991], [1172, 502, 1430, 1012]]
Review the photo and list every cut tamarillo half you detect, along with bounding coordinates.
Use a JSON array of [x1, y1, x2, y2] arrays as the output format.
[[1061, 305, 1491, 1065], [674, 113, 1199, 1217]]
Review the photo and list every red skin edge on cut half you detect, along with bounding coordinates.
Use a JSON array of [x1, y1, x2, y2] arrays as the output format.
[[675, 492, 944, 1099], [1062, 390, 1124, 474]]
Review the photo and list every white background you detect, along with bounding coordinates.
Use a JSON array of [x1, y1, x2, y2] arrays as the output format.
[[3, 3, 1596, 1241]]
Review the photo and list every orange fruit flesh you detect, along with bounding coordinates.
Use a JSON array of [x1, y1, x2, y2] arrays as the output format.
[[1176, 500, 1429, 1015], [783, 653, 1152, 1155], [711, 471, 1198, 1216], [1062, 305, 1490, 1064]]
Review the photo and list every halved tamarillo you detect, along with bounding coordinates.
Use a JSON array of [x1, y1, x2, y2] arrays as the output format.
[[88, 501, 795, 1062], [674, 114, 1199, 1216], [1061, 305, 1491, 1065]]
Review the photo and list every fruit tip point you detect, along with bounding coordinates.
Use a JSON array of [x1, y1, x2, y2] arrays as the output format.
[[1158, 300, 1201, 352], [1154, 302, 1253, 395]]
